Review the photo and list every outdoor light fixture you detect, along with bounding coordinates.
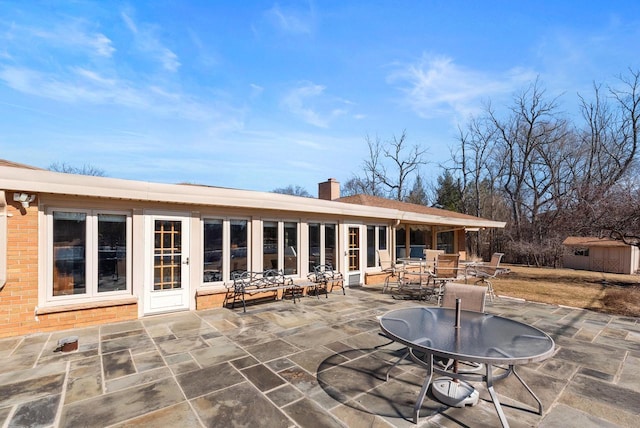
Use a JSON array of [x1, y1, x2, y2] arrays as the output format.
[[13, 192, 36, 209]]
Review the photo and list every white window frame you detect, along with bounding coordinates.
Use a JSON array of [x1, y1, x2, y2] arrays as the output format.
[[44, 207, 132, 304], [201, 216, 251, 285], [307, 221, 338, 272], [366, 224, 389, 271], [261, 219, 300, 276]]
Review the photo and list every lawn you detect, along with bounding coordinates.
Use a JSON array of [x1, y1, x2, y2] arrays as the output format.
[[492, 265, 640, 317]]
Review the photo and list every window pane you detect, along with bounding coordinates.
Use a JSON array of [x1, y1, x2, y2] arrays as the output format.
[[153, 220, 182, 290], [348, 227, 359, 271], [367, 226, 376, 267], [98, 214, 127, 292], [395, 226, 406, 258], [325, 224, 337, 269], [309, 223, 320, 271], [437, 230, 454, 254], [409, 226, 426, 258], [378, 226, 387, 250], [263, 221, 278, 270], [203, 219, 223, 282], [284, 222, 297, 275], [53, 211, 86, 296], [230, 220, 248, 274]]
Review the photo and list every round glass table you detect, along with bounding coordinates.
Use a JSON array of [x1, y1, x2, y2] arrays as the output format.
[[379, 306, 555, 426]]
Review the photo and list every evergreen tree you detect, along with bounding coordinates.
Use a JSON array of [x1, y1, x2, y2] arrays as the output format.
[[435, 171, 462, 211], [404, 174, 429, 205]]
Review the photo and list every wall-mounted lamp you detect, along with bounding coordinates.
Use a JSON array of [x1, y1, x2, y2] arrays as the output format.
[[13, 192, 36, 209]]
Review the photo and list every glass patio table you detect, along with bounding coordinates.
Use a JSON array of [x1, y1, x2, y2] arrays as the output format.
[[379, 306, 555, 427]]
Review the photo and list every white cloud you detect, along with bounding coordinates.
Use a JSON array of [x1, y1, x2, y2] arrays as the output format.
[[388, 54, 536, 119], [121, 11, 180, 72], [0, 65, 231, 123], [3, 21, 115, 58], [265, 4, 313, 35], [281, 82, 350, 128]]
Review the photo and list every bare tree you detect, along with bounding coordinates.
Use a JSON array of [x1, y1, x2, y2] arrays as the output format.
[[376, 130, 428, 200], [348, 130, 428, 201], [272, 185, 312, 197], [49, 162, 106, 176]]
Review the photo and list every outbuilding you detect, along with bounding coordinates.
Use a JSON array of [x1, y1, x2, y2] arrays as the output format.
[[562, 236, 640, 275]]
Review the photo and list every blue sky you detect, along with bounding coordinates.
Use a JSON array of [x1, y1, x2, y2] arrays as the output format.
[[1, 1, 640, 194]]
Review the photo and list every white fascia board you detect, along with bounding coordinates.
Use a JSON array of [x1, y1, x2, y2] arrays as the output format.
[[0, 166, 398, 218], [399, 212, 506, 229], [0, 166, 506, 228]]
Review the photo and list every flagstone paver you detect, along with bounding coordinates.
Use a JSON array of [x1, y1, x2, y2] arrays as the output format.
[[0, 287, 638, 427]]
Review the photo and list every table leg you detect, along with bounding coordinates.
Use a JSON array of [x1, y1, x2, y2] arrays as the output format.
[[413, 352, 433, 424], [512, 366, 544, 415], [385, 348, 409, 381], [486, 364, 510, 428]]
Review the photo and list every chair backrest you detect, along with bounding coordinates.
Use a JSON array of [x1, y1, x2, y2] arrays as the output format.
[[377, 250, 393, 270], [423, 249, 443, 271], [442, 282, 487, 312], [489, 253, 504, 268], [435, 253, 460, 279], [482, 252, 504, 275]]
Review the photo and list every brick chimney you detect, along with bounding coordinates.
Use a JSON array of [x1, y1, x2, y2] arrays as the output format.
[[318, 178, 340, 200]]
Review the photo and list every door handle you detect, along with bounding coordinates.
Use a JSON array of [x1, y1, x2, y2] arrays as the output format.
[[183, 257, 190, 265]]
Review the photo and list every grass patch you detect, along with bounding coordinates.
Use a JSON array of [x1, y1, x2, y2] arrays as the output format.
[[492, 265, 640, 317]]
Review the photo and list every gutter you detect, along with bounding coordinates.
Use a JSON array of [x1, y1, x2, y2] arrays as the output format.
[[0, 191, 6, 290]]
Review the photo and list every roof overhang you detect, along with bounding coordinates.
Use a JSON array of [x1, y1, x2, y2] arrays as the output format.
[[0, 165, 506, 229]]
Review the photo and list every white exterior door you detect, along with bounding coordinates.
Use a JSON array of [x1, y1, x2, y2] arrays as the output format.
[[144, 214, 190, 314], [345, 225, 363, 286]]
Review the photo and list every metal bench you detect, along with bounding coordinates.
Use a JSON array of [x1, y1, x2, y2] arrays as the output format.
[[229, 269, 300, 312]]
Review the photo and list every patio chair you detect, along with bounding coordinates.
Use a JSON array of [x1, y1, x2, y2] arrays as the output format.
[[378, 250, 400, 294], [427, 253, 462, 304], [436, 282, 488, 372], [466, 252, 507, 302], [392, 269, 430, 300], [423, 249, 443, 273]]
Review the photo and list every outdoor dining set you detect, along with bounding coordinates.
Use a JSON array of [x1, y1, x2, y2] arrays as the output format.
[[379, 250, 509, 304], [376, 250, 554, 428]]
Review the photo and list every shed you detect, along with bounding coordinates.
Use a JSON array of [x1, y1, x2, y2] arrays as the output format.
[[562, 237, 640, 274]]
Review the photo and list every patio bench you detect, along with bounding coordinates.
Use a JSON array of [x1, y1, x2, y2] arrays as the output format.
[[306, 264, 345, 298], [229, 269, 300, 312]]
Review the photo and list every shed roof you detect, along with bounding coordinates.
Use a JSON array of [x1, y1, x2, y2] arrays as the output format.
[[562, 236, 630, 248]]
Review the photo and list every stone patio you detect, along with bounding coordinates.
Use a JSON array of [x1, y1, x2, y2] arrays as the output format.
[[1, 286, 639, 427]]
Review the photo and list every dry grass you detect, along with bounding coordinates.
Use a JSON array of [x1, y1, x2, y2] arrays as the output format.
[[492, 265, 640, 317]]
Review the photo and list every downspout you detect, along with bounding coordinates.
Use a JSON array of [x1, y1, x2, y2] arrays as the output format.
[[0, 191, 7, 290]]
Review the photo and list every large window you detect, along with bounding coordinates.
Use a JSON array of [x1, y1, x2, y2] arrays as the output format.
[[263, 220, 299, 274], [203, 219, 223, 282], [367, 226, 376, 267], [309, 222, 338, 271], [436, 229, 454, 254], [284, 222, 298, 275], [309, 223, 321, 271], [263, 221, 278, 270], [367, 225, 388, 268], [230, 220, 248, 274], [396, 226, 406, 259], [50, 210, 130, 300], [325, 223, 337, 269], [203, 218, 248, 283]]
